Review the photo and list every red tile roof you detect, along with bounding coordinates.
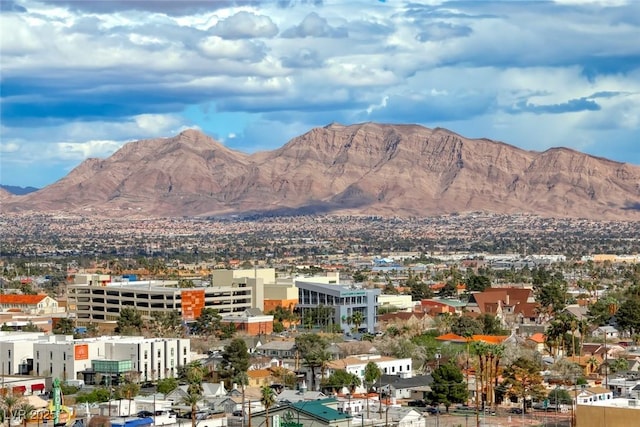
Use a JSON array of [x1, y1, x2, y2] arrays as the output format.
[[0, 294, 48, 305], [436, 333, 509, 344], [528, 333, 546, 343]]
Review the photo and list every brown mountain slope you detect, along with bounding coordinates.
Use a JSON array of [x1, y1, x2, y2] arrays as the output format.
[[11, 129, 251, 215], [0, 187, 13, 201], [5, 123, 640, 219]]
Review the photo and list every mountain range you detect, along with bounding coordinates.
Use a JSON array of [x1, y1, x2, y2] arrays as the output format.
[[4, 123, 640, 220]]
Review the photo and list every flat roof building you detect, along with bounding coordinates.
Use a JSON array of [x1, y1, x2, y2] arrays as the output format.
[[295, 280, 380, 333]]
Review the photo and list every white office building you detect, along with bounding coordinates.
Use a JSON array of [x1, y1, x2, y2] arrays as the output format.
[[0, 332, 190, 384]]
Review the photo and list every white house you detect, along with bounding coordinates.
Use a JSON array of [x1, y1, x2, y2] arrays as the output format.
[[326, 354, 413, 384], [592, 326, 620, 339]]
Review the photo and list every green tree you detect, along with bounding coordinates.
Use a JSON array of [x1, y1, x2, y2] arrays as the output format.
[[609, 357, 629, 374], [364, 361, 382, 417], [53, 318, 76, 335], [465, 274, 491, 292], [587, 299, 614, 326], [157, 378, 179, 397], [534, 278, 568, 314], [479, 314, 506, 335], [147, 311, 183, 338], [352, 271, 367, 283], [75, 388, 111, 404], [501, 357, 545, 414], [451, 316, 483, 336], [616, 299, 640, 336], [219, 338, 251, 389], [322, 370, 360, 393], [182, 362, 206, 427], [547, 388, 572, 405], [191, 308, 222, 336], [0, 392, 24, 427], [21, 322, 41, 332], [409, 282, 433, 300], [351, 311, 364, 331], [428, 362, 467, 412], [295, 334, 329, 391], [18, 403, 36, 427], [260, 385, 276, 427], [115, 379, 141, 416], [116, 307, 144, 335]]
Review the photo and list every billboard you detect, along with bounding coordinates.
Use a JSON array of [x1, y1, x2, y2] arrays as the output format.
[[74, 344, 89, 360]]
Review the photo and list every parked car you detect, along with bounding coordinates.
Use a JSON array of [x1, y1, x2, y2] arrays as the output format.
[[408, 400, 427, 407], [137, 411, 154, 418], [508, 407, 523, 414], [424, 406, 441, 415], [232, 410, 243, 417]]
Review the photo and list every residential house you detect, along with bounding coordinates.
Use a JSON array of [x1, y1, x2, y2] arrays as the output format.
[[0, 294, 62, 315], [326, 354, 413, 383], [415, 300, 457, 316], [606, 376, 640, 398], [247, 369, 275, 387], [377, 312, 433, 333], [466, 287, 540, 327], [592, 326, 620, 340], [165, 382, 227, 403], [258, 340, 296, 359], [379, 374, 433, 400], [251, 398, 352, 427], [573, 386, 613, 404], [276, 388, 327, 403], [367, 406, 426, 427], [527, 333, 546, 353]]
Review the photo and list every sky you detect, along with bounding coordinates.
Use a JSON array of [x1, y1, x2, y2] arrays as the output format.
[[1, 0, 639, 188]]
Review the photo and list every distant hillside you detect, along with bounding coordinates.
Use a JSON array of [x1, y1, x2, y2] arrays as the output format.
[[4, 124, 640, 220], [0, 185, 39, 195]]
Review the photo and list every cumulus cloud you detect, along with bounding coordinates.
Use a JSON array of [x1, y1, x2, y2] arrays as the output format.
[[416, 22, 472, 42], [1, 0, 640, 187], [209, 11, 278, 39], [281, 12, 348, 38]]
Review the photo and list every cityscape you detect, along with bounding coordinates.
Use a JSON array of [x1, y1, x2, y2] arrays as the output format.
[[2, 1, 639, 427], [0, 212, 639, 427]]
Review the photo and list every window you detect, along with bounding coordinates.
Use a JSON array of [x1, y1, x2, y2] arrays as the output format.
[[183, 348, 187, 355], [50, 351, 53, 359], [36, 351, 39, 359], [63, 352, 66, 361], [8, 349, 11, 358], [171, 348, 174, 356], [144, 351, 148, 360], [157, 350, 161, 358]]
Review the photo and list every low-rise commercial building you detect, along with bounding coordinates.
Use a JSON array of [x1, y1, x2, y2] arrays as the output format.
[[295, 281, 380, 333], [0, 332, 190, 383]]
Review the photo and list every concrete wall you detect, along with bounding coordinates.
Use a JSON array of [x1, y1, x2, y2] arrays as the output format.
[[576, 403, 640, 427]]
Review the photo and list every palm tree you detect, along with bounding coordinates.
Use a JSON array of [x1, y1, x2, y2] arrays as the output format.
[[20, 403, 36, 427], [260, 385, 276, 427], [234, 371, 249, 427], [182, 361, 205, 427], [351, 311, 364, 332], [182, 392, 201, 427], [318, 350, 332, 386], [587, 356, 600, 376], [0, 392, 24, 427]]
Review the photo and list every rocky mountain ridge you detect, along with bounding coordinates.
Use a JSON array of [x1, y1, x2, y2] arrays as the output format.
[[5, 123, 640, 220]]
